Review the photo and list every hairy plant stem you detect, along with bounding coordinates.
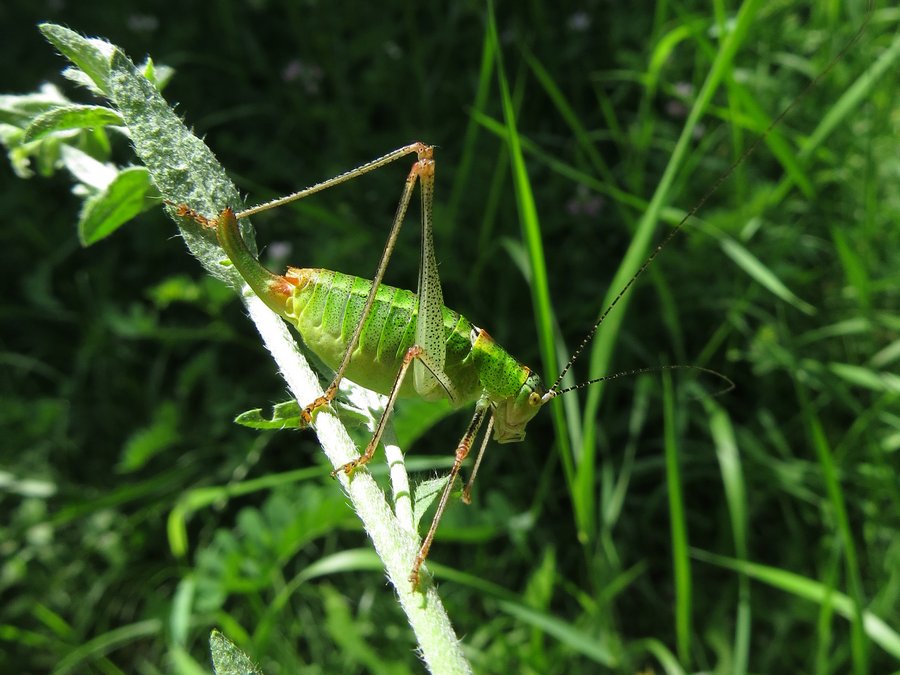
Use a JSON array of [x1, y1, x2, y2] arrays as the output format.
[[37, 23, 472, 674]]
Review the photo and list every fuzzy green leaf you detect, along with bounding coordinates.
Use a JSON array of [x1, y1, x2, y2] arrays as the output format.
[[24, 104, 122, 142], [106, 50, 248, 287], [235, 400, 302, 430], [59, 144, 116, 189], [412, 475, 451, 531], [209, 630, 263, 675], [0, 84, 69, 127], [39, 24, 115, 95], [78, 166, 152, 246]]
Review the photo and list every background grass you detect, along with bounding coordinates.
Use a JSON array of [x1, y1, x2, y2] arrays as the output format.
[[2, 0, 899, 672]]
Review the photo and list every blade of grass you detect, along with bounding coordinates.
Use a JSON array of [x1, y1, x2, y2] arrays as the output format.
[[815, 542, 842, 675], [629, 638, 687, 675], [446, 22, 495, 227], [663, 371, 692, 665], [432, 562, 620, 667], [524, 52, 628, 225], [580, 0, 765, 544], [719, 236, 817, 315], [53, 619, 163, 675], [798, 384, 870, 674], [769, 28, 900, 206], [701, 397, 750, 675], [693, 549, 900, 660], [674, 9, 813, 198], [495, 600, 618, 667], [471, 111, 652, 214], [486, 3, 580, 539]]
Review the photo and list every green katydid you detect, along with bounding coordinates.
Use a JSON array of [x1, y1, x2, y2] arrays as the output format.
[[174, 141, 648, 588], [174, 142, 570, 588], [172, 14, 867, 590]]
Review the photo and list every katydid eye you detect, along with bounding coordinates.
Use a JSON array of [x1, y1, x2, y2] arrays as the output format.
[[529, 392, 541, 406]]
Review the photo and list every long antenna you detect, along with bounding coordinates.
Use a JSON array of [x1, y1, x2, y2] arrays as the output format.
[[548, 10, 871, 394], [549, 365, 734, 398]]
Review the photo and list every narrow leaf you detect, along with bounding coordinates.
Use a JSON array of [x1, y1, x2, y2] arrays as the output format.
[[60, 144, 117, 190], [24, 104, 122, 142], [828, 363, 900, 394], [106, 50, 245, 287], [720, 236, 816, 315], [39, 24, 115, 95], [412, 476, 450, 530], [696, 550, 900, 659], [235, 400, 302, 429], [78, 166, 152, 245], [496, 600, 617, 666]]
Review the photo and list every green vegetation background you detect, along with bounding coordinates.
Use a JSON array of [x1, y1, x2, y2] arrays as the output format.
[[2, 0, 898, 673]]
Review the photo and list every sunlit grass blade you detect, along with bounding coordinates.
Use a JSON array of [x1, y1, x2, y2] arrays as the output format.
[[827, 363, 900, 393], [770, 27, 900, 205], [581, 0, 765, 541], [485, 2, 580, 537], [629, 638, 687, 675], [495, 600, 618, 667], [167, 465, 328, 558], [431, 561, 620, 667], [723, 85, 812, 197], [719, 236, 817, 315], [694, 550, 900, 660]]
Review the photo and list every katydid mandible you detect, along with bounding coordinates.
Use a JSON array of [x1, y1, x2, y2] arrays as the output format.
[[173, 17, 866, 590]]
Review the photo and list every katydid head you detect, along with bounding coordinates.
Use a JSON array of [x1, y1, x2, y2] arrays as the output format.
[[492, 371, 555, 443]]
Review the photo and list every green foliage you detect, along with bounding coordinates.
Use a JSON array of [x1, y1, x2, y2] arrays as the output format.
[[235, 400, 304, 430], [2, 1, 898, 673], [210, 630, 263, 675], [0, 25, 164, 245]]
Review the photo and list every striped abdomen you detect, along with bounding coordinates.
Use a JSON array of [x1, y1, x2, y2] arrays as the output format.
[[280, 267, 532, 406]]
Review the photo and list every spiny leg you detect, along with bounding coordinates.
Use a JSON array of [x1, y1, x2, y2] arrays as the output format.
[[299, 144, 439, 426], [328, 345, 422, 477], [235, 142, 431, 220], [409, 401, 491, 591], [461, 415, 494, 505], [170, 142, 430, 233], [331, 344, 457, 478]]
